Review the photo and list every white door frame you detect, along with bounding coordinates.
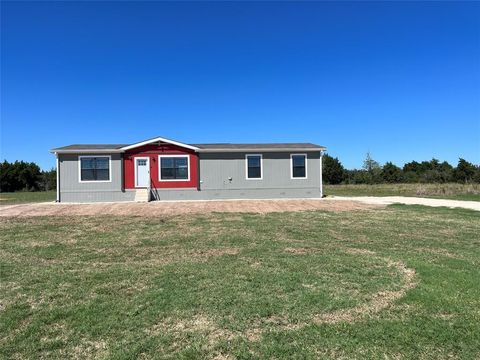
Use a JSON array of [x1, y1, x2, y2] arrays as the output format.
[[134, 156, 150, 188]]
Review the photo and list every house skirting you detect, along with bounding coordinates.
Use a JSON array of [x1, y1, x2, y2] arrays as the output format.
[[59, 188, 321, 203], [60, 190, 136, 203], [151, 188, 321, 201]]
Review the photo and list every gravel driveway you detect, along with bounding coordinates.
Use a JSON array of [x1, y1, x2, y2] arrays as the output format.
[[331, 196, 480, 211]]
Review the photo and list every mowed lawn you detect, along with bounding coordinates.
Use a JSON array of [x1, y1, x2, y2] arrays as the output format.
[[0, 191, 56, 204], [1, 206, 479, 359]]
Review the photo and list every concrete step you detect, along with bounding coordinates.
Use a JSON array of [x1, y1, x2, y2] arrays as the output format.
[[134, 189, 150, 202]]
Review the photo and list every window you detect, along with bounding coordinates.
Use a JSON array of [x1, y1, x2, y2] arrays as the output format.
[[80, 156, 110, 182], [291, 154, 307, 178], [246, 154, 262, 179], [160, 155, 189, 180]]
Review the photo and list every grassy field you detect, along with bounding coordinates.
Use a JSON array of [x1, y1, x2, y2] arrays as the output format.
[[1, 206, 479, 359], [325, 183, 480, 201], [0, 191, 56, 204]]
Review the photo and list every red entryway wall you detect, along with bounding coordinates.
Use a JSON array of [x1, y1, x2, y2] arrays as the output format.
[[123, 144, 198, 189]]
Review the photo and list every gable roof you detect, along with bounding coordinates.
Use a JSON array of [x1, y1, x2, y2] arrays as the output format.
[[119, 136, 200, 151], [51, 137, 325, 154]]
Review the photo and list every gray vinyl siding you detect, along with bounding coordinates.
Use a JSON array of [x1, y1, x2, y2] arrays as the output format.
[[198, 152, 320, 191], [58, 153, 132, 202], [151, 151, 321, 200]]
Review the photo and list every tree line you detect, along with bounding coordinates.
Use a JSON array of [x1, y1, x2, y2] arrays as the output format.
[[323, 153, 480, 185], [0, 161, 56, 192], [1, 155, 479, 192]]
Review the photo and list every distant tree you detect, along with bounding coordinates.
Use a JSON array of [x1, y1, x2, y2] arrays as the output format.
[[381, 162, 403, 183], [403, 159, 453, 183], [453, 158, 477, 183], [0, 161, 16, 192], [344, 169, 371, 184], [437, 161, 454, 182], [0, 160, 42, 192], [362, 152, 382, 184], [403, 160, 421, 174], [323, 154, 345, 184], [473, 166, 480, 183], [40, 169, 57, 191], [420, 160, 453, 183]]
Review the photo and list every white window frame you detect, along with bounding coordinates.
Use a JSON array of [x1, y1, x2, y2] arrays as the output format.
[[134, 156, 150, 188], [290, 153, 308, 179], [245, 154, 263, 180], [158, 155, 191, 182], [78, 155, 112, 183]]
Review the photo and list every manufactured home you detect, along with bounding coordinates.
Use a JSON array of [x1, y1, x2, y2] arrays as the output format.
[[50, 136, 326, 202]]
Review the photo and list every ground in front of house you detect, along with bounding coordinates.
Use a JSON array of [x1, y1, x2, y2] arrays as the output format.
[[1, 204, 479, 359]]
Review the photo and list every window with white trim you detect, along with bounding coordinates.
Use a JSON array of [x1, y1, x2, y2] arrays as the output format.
[[160, 156, 189, 180], [291, 154, 307, 178], [80, 157, 110, 181], [246, 154, 262, 179]]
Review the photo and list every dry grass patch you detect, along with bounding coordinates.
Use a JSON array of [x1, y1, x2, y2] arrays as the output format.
[[284, 247, 316, 254], [309, 257, 417, 324]]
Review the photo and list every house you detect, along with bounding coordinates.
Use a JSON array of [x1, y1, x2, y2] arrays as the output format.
[[50, 136, 326, 202]]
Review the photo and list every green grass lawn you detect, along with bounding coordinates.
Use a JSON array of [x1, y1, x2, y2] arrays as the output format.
[[1, 206, 479, 359], [0, 191, 56, 205], [325, 183, 480, 201]]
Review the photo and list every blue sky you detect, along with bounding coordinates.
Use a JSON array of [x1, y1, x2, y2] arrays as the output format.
[[1, 1, 479, 170]]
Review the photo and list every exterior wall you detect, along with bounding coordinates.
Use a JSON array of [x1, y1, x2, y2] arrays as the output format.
[[151, 151, 322, 200], [58, 150, 322, 202], [199, 151, 320, 190], [58, 153, 132, 202], [123, 144, 199, 189]]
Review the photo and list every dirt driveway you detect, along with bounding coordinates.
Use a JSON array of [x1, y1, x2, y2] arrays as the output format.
[[0, 199, 379, 217]]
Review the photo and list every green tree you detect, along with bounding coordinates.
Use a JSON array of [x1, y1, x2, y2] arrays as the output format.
[[0, 160, 42, 192], [362, 152, 382, 184], [40, 169, 57, 191], [322, 154, 345, 184], [381, 162, 403, 183], [453, 158, 477, 183]]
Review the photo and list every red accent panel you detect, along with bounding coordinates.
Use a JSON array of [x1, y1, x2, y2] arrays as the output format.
[[124, 144, 198, 189]]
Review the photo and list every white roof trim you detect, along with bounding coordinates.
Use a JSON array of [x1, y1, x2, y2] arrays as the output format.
[[120, 136, 200, 152]]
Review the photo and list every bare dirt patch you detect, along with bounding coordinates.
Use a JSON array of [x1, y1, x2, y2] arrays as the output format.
[[148, 315, 237, 348], [0, 199, 381, 218]]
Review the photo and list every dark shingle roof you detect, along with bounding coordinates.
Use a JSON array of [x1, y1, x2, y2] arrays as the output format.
[[191, 143, 324, 150], [51, 140, 325, 153], [51, 144, 127, 151]]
